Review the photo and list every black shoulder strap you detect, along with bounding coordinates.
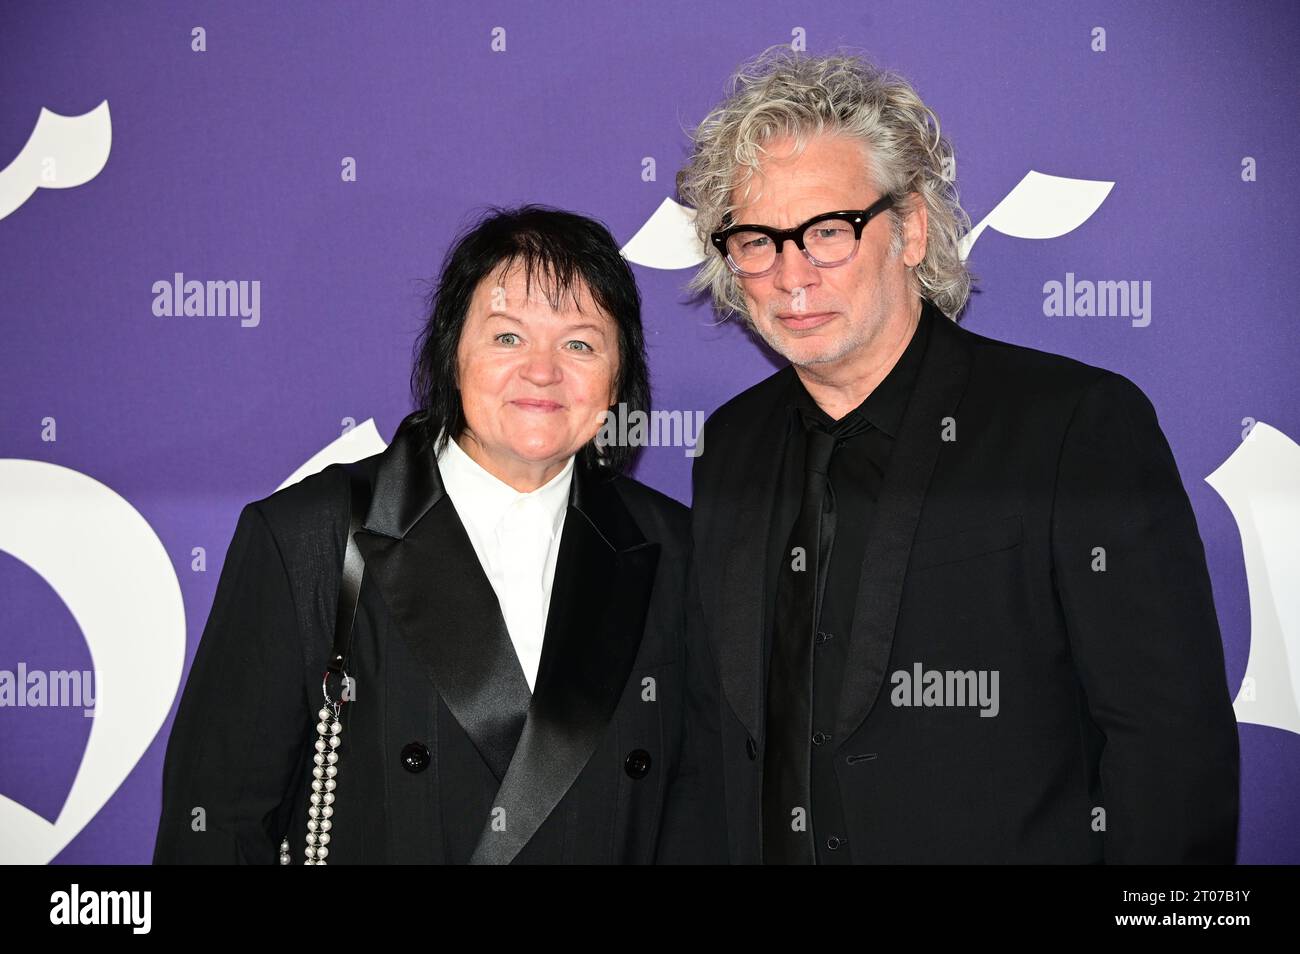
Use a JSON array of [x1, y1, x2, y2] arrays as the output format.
[[327, 461, 371, 676]]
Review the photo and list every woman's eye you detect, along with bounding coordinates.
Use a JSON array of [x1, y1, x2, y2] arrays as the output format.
[[495, 332, 520, 345], [565, 340, 593, 352]]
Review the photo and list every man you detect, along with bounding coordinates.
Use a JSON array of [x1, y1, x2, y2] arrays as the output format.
[[676, 49, 1239, 863]]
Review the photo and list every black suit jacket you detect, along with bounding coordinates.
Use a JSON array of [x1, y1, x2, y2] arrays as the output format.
[[686, 299, 1240, 863], [154, 414, 703, 864]]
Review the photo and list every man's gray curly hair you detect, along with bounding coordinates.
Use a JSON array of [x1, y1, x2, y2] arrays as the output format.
[[677, 46, 974, 322]]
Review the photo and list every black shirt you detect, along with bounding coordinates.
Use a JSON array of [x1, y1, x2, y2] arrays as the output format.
[[763, 299, 934, 863]]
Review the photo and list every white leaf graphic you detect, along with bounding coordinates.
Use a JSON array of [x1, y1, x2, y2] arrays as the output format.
[[1206, 422, 1300, 736], [620, 197, 706, 269], [959, 171, 1114, 260], [0, 460, 185, 864], [276, 418, 388, 491], [0, 101, 112, 222]]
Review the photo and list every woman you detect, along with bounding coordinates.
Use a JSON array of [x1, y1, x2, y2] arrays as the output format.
[[153, 207, 706, 864]]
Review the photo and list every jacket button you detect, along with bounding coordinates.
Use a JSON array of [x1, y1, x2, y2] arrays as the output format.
[[624, 749, 652, 779], [746, 737, 758, 760], [826, 836, 845, 851], [401, 742, 431, 773]]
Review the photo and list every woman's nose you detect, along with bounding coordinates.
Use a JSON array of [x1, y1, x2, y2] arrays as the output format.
[[518, 351, 562, 385]]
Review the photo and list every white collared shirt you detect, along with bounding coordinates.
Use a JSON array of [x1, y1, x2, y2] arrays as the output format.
[[435, 434, 574, 692]]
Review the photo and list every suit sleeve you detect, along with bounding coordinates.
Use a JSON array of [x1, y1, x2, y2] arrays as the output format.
[[655, 543, 729, 864], [153, 502, 312, 864], [1051, 372, 1239, 863]]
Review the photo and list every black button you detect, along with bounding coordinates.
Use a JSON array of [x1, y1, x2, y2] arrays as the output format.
[[624, 749, 652, 779], [812, 731, 831, 745], [746, 737, 758, 760], [826, 836, 844, 851], [400, 742, 430, 773]]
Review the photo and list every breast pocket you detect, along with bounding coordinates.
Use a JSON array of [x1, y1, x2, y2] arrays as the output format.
[[908, 514, 1023, 572]]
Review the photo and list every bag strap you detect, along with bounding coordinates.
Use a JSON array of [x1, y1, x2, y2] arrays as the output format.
[[282, 459, 373, 864], [327, 460, 371, 680]]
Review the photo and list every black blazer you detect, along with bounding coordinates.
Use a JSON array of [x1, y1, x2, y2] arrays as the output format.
[[686, 299, 1240, 863], [154, 414, 703, 864]]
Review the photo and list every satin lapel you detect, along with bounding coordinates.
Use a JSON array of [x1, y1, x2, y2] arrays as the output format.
[[706, 370, 794, 745], [833, 306, 974, 743], [470, 463, 660, 864], [352, 414, 531, 783]]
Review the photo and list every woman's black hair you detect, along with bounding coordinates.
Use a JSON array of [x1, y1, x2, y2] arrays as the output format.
[[409, 204, 650, 475]]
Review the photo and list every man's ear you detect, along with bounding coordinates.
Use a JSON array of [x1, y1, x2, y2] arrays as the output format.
[[903, 190, 928, 267]]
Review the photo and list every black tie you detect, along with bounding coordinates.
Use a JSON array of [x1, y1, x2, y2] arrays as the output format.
[[762, 424, 837, 864]]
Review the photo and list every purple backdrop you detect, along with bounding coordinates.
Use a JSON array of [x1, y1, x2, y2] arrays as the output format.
[[1, 0, 1296, 863]]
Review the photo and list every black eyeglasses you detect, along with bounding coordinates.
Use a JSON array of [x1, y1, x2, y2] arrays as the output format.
[[710, 195, 895, 278]]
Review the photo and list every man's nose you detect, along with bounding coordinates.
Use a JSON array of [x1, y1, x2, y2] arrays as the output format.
[[771, 242, 820, 297]]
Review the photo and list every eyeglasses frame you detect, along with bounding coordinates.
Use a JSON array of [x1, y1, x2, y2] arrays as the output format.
[[709, 194, 897, 278]]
